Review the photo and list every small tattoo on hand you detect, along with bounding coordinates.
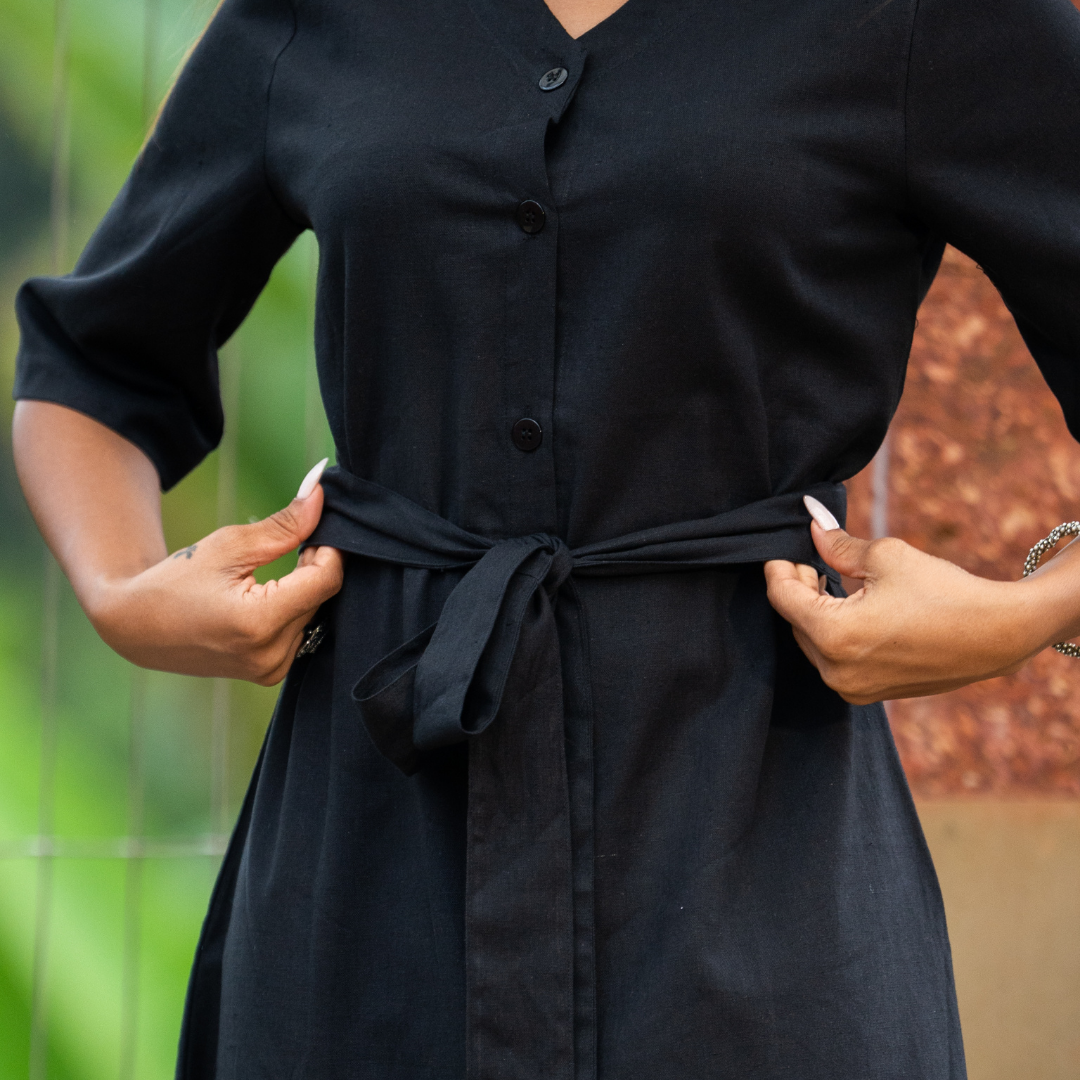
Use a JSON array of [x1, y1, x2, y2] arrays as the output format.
[[172, 544, 198, 560]]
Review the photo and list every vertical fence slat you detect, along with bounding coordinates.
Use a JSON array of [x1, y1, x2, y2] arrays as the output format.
[[210, 678, 231, 841], [47, 0, 70, 279], [29, 2, 71, 1076], [28, 558, 59, 1080], [118, 9, 163, 1074], [119, 671, 147, 1080]]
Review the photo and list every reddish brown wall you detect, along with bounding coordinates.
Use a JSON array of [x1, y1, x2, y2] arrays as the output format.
[[846, 248, 1080, 797]]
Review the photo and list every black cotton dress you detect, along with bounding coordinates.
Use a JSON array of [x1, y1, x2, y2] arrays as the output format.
[[14, 0, 1080, 1075]]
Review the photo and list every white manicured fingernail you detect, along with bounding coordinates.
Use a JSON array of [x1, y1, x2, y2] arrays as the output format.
[[803, 495, 840, 531], [296, 458, 329, 500]]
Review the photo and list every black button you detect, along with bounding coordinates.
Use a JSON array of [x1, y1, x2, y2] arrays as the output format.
[[516, 200, 546, 235], [512, 418, 543, 452], [539, 67, 568, 91]]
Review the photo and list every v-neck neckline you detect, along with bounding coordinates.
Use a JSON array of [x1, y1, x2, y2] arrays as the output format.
[[465, 0, 695, 85], [539, 0, 637, 45]]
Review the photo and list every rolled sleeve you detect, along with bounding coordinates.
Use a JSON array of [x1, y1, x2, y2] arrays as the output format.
[[13, 0, 302, 489]]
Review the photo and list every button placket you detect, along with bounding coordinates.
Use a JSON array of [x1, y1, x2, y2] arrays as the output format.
[[502, 126, 561, 534], [490, 44, 585, 528], [452, 12, 593, 1074]]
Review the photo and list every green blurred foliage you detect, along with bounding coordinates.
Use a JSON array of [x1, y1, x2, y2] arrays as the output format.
[[0, 0, 332, 1076]]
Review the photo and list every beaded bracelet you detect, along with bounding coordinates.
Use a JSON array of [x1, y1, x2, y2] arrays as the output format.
[[1023, 521, 1080, 658]]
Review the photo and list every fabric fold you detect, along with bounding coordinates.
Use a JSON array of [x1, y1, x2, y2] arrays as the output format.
[[414, 538, 560, 752]]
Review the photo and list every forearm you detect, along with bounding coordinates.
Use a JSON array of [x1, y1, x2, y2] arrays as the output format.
[[13, 400, 341, 683], [12, 400, 167, 619], [769, 501, 1080, 705]]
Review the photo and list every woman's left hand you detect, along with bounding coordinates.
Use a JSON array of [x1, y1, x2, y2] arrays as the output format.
[[764, 498, 1080, 704]]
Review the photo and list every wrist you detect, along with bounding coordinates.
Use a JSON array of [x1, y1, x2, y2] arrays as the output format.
[[77, 566, 149, 638], [1013, 538, 1080, 655]]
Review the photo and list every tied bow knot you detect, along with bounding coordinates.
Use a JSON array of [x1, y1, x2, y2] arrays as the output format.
[[352, 532, 575, 775], [306, 467, 846, 780]]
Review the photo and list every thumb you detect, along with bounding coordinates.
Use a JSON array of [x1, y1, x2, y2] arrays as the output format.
[[237, 459, 329, 567], [803, 495, 872, 579], [764, 558, 828, 627]]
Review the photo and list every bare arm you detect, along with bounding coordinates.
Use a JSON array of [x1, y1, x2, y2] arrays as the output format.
[[14, 400, 169, 599], [13, 400, 343, 685], [765, 496, 1080, 704]]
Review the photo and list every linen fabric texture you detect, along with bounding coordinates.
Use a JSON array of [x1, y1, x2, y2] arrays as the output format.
[[14, 0, 1080, 1076]]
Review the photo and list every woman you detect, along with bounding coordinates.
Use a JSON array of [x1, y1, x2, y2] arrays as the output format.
[[12, 0, 1080, 1075]]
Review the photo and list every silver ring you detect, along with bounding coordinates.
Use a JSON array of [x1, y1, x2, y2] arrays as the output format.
[[296, 623, 325, 658], [1023, 522, 1080, 657]]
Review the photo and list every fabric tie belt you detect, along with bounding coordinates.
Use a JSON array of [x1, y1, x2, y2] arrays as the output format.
[[308, 466, 845, 1080]]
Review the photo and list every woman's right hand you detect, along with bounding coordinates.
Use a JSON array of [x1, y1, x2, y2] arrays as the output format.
[[90, 462, 344, 684], [13, 401, 344, 687]]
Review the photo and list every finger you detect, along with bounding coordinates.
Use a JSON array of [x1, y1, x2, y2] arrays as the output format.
[[248, 545, 345, 625], [257, 555, 346, 684], [764, 560, 830, 627], [803, 497, 873, 580], [764, 559, 820, 590], [810, 524, 876, 579], [228, 460, 330, 568], [296, 542, 345, 570]]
